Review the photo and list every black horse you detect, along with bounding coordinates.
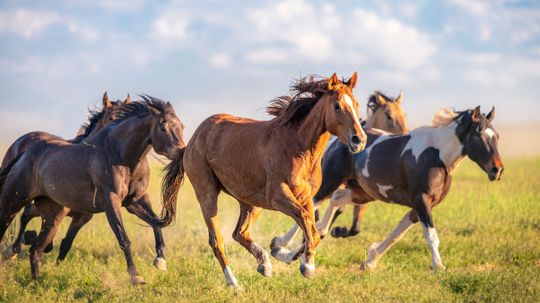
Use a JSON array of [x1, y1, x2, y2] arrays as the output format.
[[0, 96, 185, 284]]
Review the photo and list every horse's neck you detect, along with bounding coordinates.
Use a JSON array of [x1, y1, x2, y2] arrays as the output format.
[[410, 122, 465, 171], [106, 115, 153, 167], [297, 100, 331, 162]]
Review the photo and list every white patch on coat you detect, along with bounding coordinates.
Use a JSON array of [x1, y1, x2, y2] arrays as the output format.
[[376, 183, 393, 198], [358, 134, 394, 179], [401, 122, 464, 169], [485, 128, 495, 138]]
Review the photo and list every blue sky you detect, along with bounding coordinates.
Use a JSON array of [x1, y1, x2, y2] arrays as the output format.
[[1, 0, 539, 142]]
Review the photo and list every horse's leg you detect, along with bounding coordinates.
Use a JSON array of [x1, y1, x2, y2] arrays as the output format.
[[56, 212, 93, 263], [332, 188, 373, 238], [233, 202, 272, 277], [317, 188, 354, 238], [271, 187, 320, 279], [125, 194, 167, 271], [29, 198, 69, 279], [270, 200, 322, 251], [101, 191, 145, 285], [362, 210, 417, 271], [414, 194, 444, 271], [347, 204, 367, 237], [3, 203, 40, 259], [0, 179, 34, 244]]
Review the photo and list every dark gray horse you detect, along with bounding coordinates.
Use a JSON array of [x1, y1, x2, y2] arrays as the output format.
[[2, 92, 128, 260], [0, 96, 185, 284], [272, 107, 503, 271]]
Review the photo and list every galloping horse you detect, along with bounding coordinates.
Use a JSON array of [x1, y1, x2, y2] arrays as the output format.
[[285, 107, 503, 271], [163, 73, 366, 287], [0, 97, 185, 284], [271, 91, 408, 249], [2, 92, 129, 260]]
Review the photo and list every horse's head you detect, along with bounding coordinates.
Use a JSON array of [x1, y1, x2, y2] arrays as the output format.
[[366, 92, 408, 134], [458, 106, 504, 181], [149, 101, 186, 160], [324, 72, 367, 153], [96, 92, 131, 130]]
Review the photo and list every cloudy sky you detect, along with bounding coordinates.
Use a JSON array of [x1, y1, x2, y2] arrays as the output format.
[[1, 0, 539, 143]]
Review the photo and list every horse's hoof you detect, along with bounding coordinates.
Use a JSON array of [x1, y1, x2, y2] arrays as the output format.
[[360, 261, 376, 272], [270, 247, 294, 264], [130, 275, 146, 285], [257, 263, 273, 277], [153, 257, 167, 271], [2, 245, 17, 260], [22, 230, 37, 245], [270, 237, 284, 250], [433, 263, 447, 273], [331, 227, 346, 238], [44, 242, 54, 254], [299, 262, 315, 279]]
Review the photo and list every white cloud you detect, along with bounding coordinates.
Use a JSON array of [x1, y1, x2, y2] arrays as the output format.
[[244, 0, 436, 71], [209, 53, 232, 68], [153, 11, 189, 40], [448, 0, 489, 16], [68, 22, 100, 42], [0, 9, 60, 38]]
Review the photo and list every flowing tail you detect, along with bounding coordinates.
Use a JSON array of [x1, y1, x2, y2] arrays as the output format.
[[0, 152, 25, 206], [156, 147, 186, 227]]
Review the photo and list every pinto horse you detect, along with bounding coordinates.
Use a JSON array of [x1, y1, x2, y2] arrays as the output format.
[[2, 92, 129, 260], [271, 91, 408, 249], [0, 97, 185, 284], [292, 107, 503, 271], [163, 73, 366, 287]]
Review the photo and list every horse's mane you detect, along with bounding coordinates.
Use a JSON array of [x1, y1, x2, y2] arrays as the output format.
[[266, 75, 329, 125], [367, 91, 396, 113], [76, 109, 104, 140], [431, 108, 469, 127], [112, 95, 169, 124]]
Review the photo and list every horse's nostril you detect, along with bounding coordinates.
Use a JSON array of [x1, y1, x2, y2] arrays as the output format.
[[491, 167, 500, 175], [351, 135, 360, 145]]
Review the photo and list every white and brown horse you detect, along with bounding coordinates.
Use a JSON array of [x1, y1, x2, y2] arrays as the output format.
[[273, 106, 503, 271]]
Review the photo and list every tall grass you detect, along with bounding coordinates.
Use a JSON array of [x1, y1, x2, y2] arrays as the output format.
[[1, 158, 539, 302]]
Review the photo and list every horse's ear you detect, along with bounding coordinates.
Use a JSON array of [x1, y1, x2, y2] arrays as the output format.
[[346, 71, 358, 89], [395, 92, 403, 104], [328, 73, 339, 90], [471, 106, 481, 122], [486, 106, 495, 122], [375, 93, 386, 106], [124, 94, 131, 104], [102, 92, 112, 108]]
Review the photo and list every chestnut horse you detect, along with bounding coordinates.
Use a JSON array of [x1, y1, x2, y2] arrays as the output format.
[[0, 97, 185, 284], [2, 92, 129, 260], [271, 91, 408, 250], [163, 73, 366, 287], [294, 107, 503, 271]]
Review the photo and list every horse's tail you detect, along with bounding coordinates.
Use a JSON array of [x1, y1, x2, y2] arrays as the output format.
[[0, 152, 25, 204], [156, 147, 186, 228]]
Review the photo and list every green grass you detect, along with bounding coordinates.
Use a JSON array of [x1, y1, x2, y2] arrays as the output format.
[[1, 158, 539, 302]]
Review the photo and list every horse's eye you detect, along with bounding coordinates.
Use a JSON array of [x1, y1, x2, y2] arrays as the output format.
[[334, 102, 340, 111], [386, 113, 392, 120], [160, 126, 166, 132]]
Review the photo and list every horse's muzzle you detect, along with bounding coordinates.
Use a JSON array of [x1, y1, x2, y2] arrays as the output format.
[[488, 166, 504, 181]]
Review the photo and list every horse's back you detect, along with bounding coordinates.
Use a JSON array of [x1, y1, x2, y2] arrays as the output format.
[[1, 131, 64, 170], [185, 113, 272, 206]]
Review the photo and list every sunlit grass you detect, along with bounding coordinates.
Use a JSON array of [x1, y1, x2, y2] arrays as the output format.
[[1, 158, 539, 302]]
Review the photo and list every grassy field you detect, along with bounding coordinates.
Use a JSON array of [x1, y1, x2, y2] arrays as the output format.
[[1, 158, 539, 302]]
